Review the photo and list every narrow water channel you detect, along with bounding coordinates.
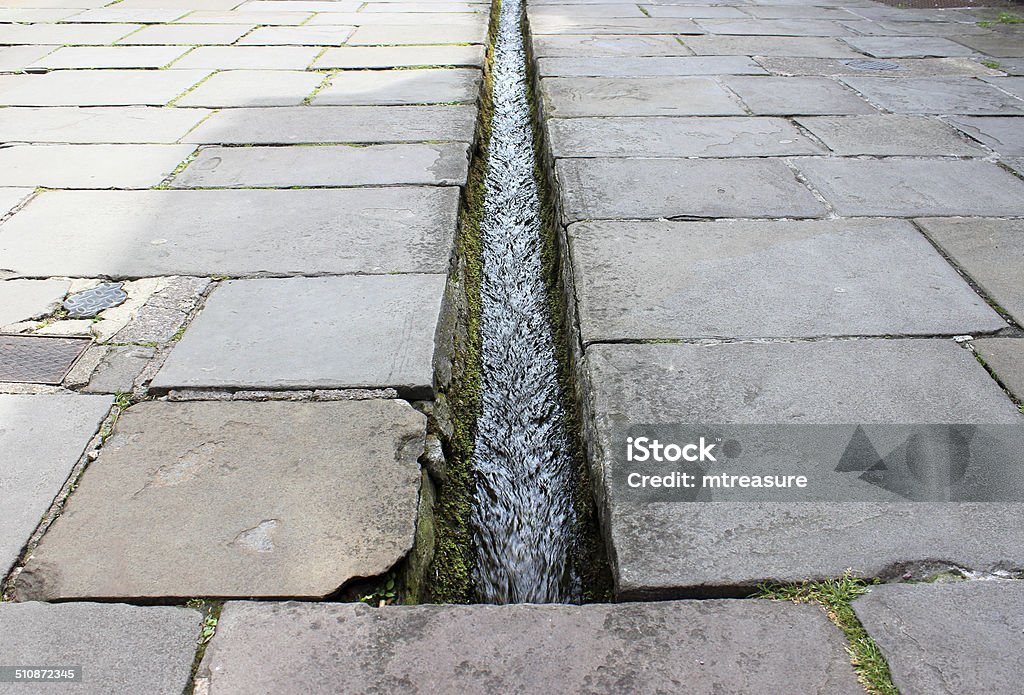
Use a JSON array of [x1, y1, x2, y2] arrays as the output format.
[[468, 0, 580, 604]]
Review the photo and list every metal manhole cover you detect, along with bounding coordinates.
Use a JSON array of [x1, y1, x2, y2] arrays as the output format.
[[0, 335, 91, 384], [63, 282, 127, 318], [843, 59, 903, 71]]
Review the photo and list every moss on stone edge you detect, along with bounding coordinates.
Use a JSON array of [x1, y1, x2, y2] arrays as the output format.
[[755, 573, 898, 695], [421, 0, 501, 604]]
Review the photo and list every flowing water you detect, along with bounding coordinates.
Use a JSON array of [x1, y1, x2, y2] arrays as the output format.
[[468, 0, 579, 604]]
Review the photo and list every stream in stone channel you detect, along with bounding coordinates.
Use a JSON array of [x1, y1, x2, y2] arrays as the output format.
[[468, 0, 580, 603]]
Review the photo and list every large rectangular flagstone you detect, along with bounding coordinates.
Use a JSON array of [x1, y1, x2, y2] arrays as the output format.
[[151, 276, 445, 395], [794, 115, 986, 156], [796, 158, 1024, 216], [172, 143, 469, 187], [311, 68, 481, 106], [547, 116, 822, 157], [183, 105, 476, 143], [556, 158, 826, 221], [841, 76, 1024, 115], [540, 76, 745, 116], [13, 400, 424, 600], [569, 219, 1004, 342], [0, 106, 210, 144], [946, 116, 1024, 156], [0, 602, 201, 695], [0, 394, 112, 575], [0, 69, 211, 106], [313, 45, 484, 68], [0, 188, 459, 277], [585, 340, 1023, 597], [531, 34, 694, 57], [536, 55, 766, 76], [0, 144, 194, 188], [195, 601, 862, 694], [854, 583, 1024, 695], [916, 217, 1024, 325]]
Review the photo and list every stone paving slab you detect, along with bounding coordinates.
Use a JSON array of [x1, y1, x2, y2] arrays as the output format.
[[237, 26, 355, 46], [527, 17, 703, 35], [696, 18, 855, 36], [951, 33, 1024, 58], [975, 338, 1024, 401], [0, 279, 69, 326], [306, 11, 484, 26], [756, 56, 994, 78], [80, 344, 156, 394], [196, 601, 863, 694], [151, 276, 446, 395], [985, 76, 1024, 99], [313, 45, 484, 68], [540, 76, 745, 117], [0, 144, 194, 188], [312, 68, 481, 105], [536, 55, 767, 76], [584, 340, 1022, 596], [183, 105, 477, 143], [0, 105, 210, 143], [841, 76, 1024, 115], [65, 7, 190, 22], [0, 22, 141, 45], [547, 116, 823, 157], [568, 219, 1004, 341], [532, 34, 694, 57], [796, 158, 1024, 217], [0, 188, 459, 277], [0, 46, 55, 72], [842, 35, 976, 58], [0, 69, 211, 107], [681, 35, 863, 57], [722, 76, 877, 114], [14, 400, 424, 600], [173, 10, 312, 25], [116, 23, 255, 45], [27, 45, 189, 69], [945, 116, 1024, 156], [174, 70, 324, 108], [917, 217, 1024, 325], [642, 5, 749, 18], [528, 3, 647, 18], [556, 158, 826, 221], [346, 23, 487, 45], [172, 143, 469, 188], [0, 602, 202, 695], [794, 115, 986, 156], [0, 394, 111, 575], [0, 188, 32, 218], [853, 582, 1024, 695], [170, 45, 321, 70]]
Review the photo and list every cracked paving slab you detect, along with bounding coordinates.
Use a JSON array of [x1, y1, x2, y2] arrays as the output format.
[[13, 400, 424, 600], [0, 394, 112, 576], [854, 582, 1024, 695], [195, 601, 863, 694], [584, 340, 1022, 597], [0, 188, 459, 277]]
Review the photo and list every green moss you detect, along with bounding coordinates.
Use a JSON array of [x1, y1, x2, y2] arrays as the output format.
[[982, 60, 1002, 70], [182, 599, 223, 695], [756, 572, 898, 695]]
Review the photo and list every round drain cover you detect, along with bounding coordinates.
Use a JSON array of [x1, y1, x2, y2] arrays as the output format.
[[842, 59, 902, 71], [63, 282, 128, 318]]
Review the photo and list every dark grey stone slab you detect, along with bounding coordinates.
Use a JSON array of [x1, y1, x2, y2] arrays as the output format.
[[151, 276, 445, 395], [696, 18, 855, 36], [569, 218, 1004, 341], [0, 188, 458, 277], [843, 36, 976, 58], [311, 68, 481, 105], [794, 115, 986, 155], [556, 158, 826, 221], [548, 116, 822, 157], [540, 76, 745, 116], [682, 35, 863, 57], [14, 400, 424, 600], [917, 217, 1024, 325], [0, 394, 111, 575], [585, 340, 1022, 596], [993, 58, 1024, 75], [0, 602, 201, 695], [984, 75, 1024, 98], [796, 158, 1024, 216], [196, 601, 863, 695], [757, 56, 994, 77], [173, 143, 469, 187], [0, 106, 210, 144], [975, 338, 1024, 401], [536, 55, 766, 76], [951, 33, 1024, 58], [841, 76, 1024, 115], [81, 345, 156, 394], [946, 116, 1024, 155], [723, 76, 877, 115], [853, 582, 1024, 695], [183, 105, 476, 143], [532, 34, 694, 57]]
